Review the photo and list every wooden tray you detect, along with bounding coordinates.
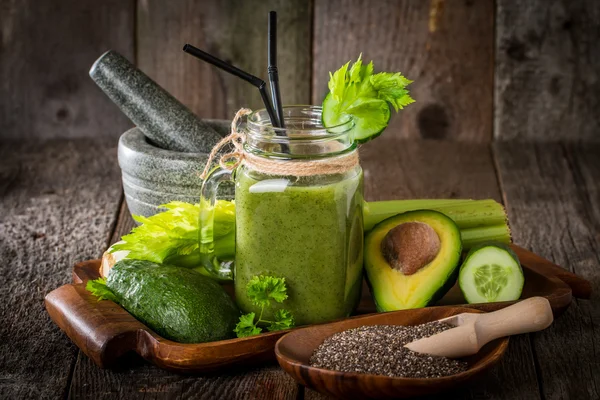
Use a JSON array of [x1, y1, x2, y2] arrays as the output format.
[[44, 245, 590, 373]]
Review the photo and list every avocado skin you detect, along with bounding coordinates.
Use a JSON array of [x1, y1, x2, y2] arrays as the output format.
[[428, 262, 460, 305], [365, 210, 462, 311], [107, 259, 240, 343]]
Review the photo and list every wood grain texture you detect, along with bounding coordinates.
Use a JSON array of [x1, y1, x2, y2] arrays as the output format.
[[515, 245, 592, 299], [360, 138, 502, 202], [0, 0, 135, 139], [109, 198, 136, 246], [495, 0, 600, 141], [137, 0, 311, 120], [494, 142, 600, 399], [70, 355, 298, 400], [312, 0, 494, 142], [0, 139, 122, 398]]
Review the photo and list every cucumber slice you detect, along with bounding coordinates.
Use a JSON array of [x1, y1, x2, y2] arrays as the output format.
[[322, 93, 391, 143], [459, 243, 524, 303]]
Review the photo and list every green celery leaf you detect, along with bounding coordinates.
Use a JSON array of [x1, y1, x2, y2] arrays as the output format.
[[328, 61, 350, 102], [370, 72, 415, 111], [86, 278, 118, 302], [348, 54, 364, 84], [323, 56, 414, 142], [110, 200, 235, 268], [346, 98, 390, 120], [213, 200, 236, 238]]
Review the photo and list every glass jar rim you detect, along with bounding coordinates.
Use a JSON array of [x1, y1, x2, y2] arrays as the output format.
[[246, 105, 354, 141]]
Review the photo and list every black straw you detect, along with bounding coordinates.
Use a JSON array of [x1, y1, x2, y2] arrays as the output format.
[[183, 44, 280, 129], [268, 11, 285, 128]]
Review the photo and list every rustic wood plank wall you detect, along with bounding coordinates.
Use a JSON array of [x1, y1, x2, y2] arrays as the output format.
[[137, 0, 311, 120], [1, 0, 598, 142], [495, 0, 600, 141], [313, 0, 495, 142], [0, 0, 135, 139]]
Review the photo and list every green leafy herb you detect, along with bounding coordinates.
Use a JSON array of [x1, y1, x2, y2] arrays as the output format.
[[233, 312, 263, 337], [110, 201, 235, 270], [86, 278, 118, 302], [234, 275, 295, 337], [371, 74, 414, 111], [323, 54, 414, 143], [267, 309, 295, 332], [246, 275, 288, 307]]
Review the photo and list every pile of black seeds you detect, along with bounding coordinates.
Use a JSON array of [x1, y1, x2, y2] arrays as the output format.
[[309, 322, 468, 378]]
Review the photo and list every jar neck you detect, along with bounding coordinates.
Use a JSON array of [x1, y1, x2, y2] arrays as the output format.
[[244, 105, 356, 160]]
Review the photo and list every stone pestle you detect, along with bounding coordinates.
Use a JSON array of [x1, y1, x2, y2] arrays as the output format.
[[90, 50, 223, 152]]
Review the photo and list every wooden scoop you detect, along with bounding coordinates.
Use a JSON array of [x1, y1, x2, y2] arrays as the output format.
[[405, 297, 554, 358]]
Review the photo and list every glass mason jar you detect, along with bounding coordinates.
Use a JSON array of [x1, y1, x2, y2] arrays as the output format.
[[200, 106, 364, 326]]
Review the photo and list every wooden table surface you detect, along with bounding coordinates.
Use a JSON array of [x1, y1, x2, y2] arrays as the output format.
[[1, 136, 598, 399]]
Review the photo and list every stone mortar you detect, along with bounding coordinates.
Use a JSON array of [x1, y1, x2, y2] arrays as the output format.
[[118, 119, 231, 218]]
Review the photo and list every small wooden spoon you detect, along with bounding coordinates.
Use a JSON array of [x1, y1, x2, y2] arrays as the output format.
[[405, 297, 553, 358]]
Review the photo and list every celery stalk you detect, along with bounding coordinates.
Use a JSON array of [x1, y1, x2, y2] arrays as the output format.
[[460, 224, 512, 249], [363, 199, 511, 249], [364, 199, 507, 231], [363, 199, 472, 231]]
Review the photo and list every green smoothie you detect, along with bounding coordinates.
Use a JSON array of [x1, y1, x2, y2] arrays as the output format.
[[234, 166, 364, 326]]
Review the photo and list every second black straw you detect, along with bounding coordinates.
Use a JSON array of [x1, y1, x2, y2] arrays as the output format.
[[182, 44, 280, 129], [268, 11, 285, 128]]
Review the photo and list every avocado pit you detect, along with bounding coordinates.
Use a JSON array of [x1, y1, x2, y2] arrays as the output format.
[[381, 221, 441, 275]]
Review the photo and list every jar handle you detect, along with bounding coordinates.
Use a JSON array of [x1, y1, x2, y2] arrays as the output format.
[[199, 166, 235, 280]]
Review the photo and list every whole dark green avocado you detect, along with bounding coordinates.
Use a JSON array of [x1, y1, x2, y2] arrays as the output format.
[[107, 259, 240, 343]]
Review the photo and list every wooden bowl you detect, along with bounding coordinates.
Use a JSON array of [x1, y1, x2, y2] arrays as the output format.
[[275, 306, 509, 399]]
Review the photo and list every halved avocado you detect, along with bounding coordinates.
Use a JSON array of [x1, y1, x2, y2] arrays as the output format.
[[364, 210, 462, 311]]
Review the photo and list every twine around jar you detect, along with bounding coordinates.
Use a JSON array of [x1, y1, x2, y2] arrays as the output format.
[[199, 108, 359, 180]]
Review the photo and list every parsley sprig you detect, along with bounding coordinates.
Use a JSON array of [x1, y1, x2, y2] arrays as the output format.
[[234, 276, 295, 337]]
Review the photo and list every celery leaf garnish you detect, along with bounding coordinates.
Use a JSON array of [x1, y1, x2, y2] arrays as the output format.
[[323, 54, 414, 142]]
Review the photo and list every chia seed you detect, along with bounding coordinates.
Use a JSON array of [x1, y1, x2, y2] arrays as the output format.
[[309, 322, 468, 378]]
